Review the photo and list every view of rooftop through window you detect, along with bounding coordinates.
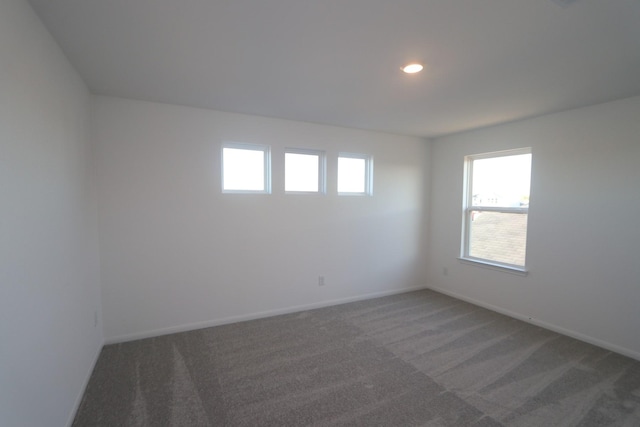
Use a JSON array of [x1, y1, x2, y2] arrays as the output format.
[[464, 150, 531, 269]]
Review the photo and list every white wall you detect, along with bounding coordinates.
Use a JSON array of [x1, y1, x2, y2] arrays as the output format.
[[93, 96, 430, 342], [0, 0, 103, 427], [427, 96, 640, 359], [0, 0, 102, 426]]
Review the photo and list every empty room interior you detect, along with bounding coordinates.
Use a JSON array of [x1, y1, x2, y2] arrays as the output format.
[[2, 0, 640, 426]]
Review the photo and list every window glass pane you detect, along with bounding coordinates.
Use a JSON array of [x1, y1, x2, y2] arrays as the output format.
[[285, 152, 320, 192], [338, 157, 366, 193], [469, 211, 528, 266], [223, 147, 265, 191], [472, 154, 531, 208]]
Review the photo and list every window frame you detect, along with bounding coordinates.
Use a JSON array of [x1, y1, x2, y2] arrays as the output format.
[[460, 147, 531, 274], [284, 148, 326, 194], [337, 152, 373, 196], [221, 142, 271, 194]]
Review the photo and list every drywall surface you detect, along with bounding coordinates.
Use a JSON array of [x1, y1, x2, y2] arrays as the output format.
[[427, 96, 640, 358], [0, 0, 102, 426], [93, 96, 430, 342]]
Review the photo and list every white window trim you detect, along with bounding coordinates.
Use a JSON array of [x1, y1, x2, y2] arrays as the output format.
[[284, 148, 326, 194], [337, 152, 373, 196], [221, 142, 271, 194], [460, 147, 531, 273], [457, 257, 529, 276]]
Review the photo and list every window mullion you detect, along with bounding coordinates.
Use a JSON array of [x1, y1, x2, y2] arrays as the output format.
[[469, 206, 528, 214]]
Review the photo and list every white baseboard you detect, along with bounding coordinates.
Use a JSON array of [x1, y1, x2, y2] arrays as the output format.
[[105, 285, 429, 345], [66, 338, 104, 427], [426, 285, 640, 362]]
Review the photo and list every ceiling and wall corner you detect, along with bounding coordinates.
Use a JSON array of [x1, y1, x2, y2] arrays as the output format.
[[26, 0, 640, 138]]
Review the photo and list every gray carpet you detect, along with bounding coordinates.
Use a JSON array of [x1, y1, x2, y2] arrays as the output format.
[[73, 290, 640, 426]]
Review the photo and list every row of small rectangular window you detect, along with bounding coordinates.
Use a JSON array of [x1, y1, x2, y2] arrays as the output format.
[[222, 142, 373, 195]]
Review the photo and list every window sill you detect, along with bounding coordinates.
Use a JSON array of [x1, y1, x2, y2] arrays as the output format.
[[457, 257, 529, 276]]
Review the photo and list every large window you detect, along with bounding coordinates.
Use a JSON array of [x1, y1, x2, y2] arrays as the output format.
[[222, 143, 271, 193], [285, 149, 325, 193], [338, 153, 373, 195], [462, 148, 531, 270]]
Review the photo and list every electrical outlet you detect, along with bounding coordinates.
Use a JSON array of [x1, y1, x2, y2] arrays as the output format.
[[318, 276, 325, 286]]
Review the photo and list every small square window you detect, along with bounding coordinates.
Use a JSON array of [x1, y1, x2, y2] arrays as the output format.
[[222, 143, 271, 193], [285, 149, 325, 193], [338, 153, 372, 195]]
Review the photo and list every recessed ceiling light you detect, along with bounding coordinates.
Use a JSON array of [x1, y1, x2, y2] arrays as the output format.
[[402, 63, 424, 74]]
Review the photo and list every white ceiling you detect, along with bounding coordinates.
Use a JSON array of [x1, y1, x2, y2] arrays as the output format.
[[27, 0, 640, 137]]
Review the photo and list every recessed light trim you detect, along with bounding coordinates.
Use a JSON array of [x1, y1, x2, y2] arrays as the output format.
[[402, 63, 424, 74]]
